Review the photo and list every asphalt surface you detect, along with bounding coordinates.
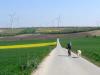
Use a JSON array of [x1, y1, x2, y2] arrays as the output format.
[[32, 38, 100, 75]]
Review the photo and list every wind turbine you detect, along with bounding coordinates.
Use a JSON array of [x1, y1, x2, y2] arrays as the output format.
[[57, 16, 61, 28], [9, 13, 15, 32]]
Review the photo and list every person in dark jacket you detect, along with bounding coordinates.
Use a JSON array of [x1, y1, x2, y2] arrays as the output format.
[[66, 42, 72, 56]]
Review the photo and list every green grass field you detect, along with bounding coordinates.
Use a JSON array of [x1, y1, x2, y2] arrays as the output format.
[[0, 31, 100, 75], [0, 39, 56, 75], [60, 36, 100, 66], [0, 38, 55, 46]]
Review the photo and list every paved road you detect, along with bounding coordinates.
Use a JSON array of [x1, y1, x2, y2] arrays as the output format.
[[32, 38, 100, 75]]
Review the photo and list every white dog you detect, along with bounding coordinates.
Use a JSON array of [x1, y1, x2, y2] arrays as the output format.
[[77, 50, 82, 57]]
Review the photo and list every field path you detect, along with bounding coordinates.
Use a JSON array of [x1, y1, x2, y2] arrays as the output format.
[[32, 38, 100, 75]]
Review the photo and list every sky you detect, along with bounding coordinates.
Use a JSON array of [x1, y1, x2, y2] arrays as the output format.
[[0, 0, 100, 28]]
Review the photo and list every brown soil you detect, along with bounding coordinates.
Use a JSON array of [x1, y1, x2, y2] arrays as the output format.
[[0, 32, 90, 41], [87, 30, 100, 36]]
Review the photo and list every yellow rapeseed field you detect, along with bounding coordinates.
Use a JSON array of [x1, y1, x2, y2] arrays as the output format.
[[0, 42, 56, 49]]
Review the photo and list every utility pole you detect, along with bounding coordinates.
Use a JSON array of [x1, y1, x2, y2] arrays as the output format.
[[56, 16, 62, 38]]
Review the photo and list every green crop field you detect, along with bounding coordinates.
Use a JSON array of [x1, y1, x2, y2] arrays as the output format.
[[60, 36, 100, 66], [0, 27, 100, 37], [35, 27, 100, 34], [0, 39, 56, 75]]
